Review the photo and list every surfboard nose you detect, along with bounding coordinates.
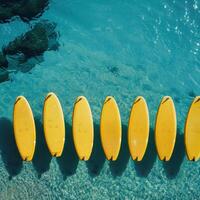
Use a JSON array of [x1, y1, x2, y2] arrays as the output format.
[[104, 96, 113, 103], [45, 92, 55, 100]]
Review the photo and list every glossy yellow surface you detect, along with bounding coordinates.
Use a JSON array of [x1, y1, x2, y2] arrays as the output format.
[[13, 96, 36, 161], [128, 96, 149, 161], [72, 96, 94, 160], [43, 93, 65, 157], [100, 96, 121, 161], [185, 96, 200, 161], [155, 96, 176, 161]]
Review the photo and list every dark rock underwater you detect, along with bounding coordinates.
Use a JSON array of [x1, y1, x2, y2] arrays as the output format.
[[0, 0, 49, 22], [0, 0, 59, 82]]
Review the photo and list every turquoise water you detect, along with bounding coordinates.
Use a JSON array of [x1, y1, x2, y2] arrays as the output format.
[[0, 0, 200, 199]]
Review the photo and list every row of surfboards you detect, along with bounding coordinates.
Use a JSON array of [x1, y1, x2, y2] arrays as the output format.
[[13, 93, 200, 162]]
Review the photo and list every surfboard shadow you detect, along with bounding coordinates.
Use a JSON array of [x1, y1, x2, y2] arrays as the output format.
[[109, 125, 130, 177], [0, 117, 22, 179], [32, 117, 52, 178], [56, 122, 79, 180], [163, 128, 185, 179], [86, 123, 105, 177], [134, 127, 157, 177]]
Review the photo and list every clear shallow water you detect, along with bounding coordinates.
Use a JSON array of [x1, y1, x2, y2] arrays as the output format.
[[0, 0, 200, 199]]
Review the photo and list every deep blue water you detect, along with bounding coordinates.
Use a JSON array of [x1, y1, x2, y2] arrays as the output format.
[[0, 0, 200, 199]]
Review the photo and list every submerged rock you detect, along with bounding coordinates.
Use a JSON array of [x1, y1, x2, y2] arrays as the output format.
[[0, 0, 49, 23], [0, 1, 58, 83], [2, 20, 59, 74], [3, 20, 59, 59]]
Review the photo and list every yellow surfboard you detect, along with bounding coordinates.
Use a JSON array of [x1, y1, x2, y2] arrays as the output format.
[[155, 96, 177, 161], [100, 96, 121, 161], [128, 96, 149, 161], [185, 96, 200, 161], [13, 96, 36, 161], [72, 96, 94, 160], [43, 92, 65, 157]]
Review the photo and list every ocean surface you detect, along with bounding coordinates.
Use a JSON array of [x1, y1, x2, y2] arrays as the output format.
[[0, 0, 200, 199]]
